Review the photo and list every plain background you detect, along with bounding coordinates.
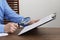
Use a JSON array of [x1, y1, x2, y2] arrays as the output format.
[[19, 0, 60, 28]]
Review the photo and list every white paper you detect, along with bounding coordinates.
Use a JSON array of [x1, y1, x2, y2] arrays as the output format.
[[18, 13, 56, 35], [0, 33, 8, 37]]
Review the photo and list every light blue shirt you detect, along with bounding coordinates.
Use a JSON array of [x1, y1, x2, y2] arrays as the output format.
[[0, 0, 30, 33]]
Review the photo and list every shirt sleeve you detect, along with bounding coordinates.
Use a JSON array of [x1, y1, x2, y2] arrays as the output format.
[[3, 0, 24, 24], [0, 24, 5, 33]]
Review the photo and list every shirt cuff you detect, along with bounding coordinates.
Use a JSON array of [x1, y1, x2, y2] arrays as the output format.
[[19, 17, 31, 27], [0, 24, 5, 33]]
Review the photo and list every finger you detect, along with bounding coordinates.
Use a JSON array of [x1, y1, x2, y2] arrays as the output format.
[[36, 19, 40, 22], [10, 27, 17, 32], [10, 27, 16, 31], [10, 29, 14, 33], [13, 23, 18, 27], [13, 26, 17, 30], [11, 24, 18, 29], [10, 27, 16, 33]]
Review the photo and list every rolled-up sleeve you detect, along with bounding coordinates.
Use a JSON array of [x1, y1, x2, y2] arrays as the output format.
[[0, 24, 4, 33], [3, 0, 31, 27], [4, 0, 24, 24]]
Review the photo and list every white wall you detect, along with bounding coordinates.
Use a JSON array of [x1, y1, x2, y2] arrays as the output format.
[[19, 0, 60, 28]]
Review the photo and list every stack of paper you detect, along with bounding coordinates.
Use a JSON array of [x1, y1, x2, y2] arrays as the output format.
[[18, 13, 56, 35]]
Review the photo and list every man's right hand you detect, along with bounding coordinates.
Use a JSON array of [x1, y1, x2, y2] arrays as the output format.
[[4, 22, 18, 33]]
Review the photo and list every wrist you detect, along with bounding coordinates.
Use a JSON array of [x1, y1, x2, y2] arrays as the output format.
[[4, 25, 8, 33]]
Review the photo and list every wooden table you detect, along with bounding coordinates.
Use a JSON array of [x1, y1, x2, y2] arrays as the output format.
[[0, 28, 60, 40]]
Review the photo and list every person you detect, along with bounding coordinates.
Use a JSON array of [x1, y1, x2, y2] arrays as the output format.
[[0, 0, 38, 33]]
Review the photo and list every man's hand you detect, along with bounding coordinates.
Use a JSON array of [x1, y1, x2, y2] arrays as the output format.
[[28, 19, 39, 25], [4, 22, 18, 33]]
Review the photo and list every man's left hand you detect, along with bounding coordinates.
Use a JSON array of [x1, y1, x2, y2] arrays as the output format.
[[28, 19, 39, 25]]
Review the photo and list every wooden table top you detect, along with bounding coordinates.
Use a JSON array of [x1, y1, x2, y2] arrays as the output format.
[[0, 28, 60, 40]]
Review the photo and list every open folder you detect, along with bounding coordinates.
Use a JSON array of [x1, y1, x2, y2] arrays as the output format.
[[18, 13, 56, 35]]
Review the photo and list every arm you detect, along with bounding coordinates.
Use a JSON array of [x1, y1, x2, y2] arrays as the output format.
[[3, 0, 35, 27], [4, 0, 24, 24]]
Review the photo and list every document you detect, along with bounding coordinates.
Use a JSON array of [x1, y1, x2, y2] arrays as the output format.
[[0, 33, 8, 37], [18, 13, 56, 35]]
